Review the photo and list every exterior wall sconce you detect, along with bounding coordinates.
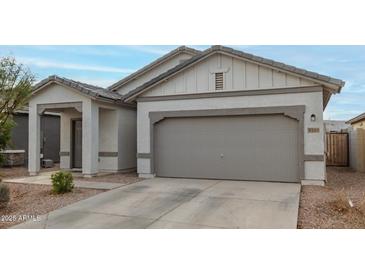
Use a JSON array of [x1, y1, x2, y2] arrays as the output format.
[[310, 114, 316, 122]]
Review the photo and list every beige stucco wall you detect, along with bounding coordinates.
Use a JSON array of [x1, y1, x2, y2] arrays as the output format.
[[117, 107, 137, 170], [137, 90, 325, 183], [60, 109, 82, 169], [98, 108, 118, 171], [352, 120, 365, 129]]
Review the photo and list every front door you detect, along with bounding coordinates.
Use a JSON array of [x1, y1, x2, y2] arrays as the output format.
[[72, 119, 82, 168]]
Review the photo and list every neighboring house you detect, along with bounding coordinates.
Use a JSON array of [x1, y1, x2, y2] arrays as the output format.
[[10, 110, 60, 164], [27, 45, 345, 185], [324, 120, 349, 132], [346, 113, 365, 172], [347, 112, 365, 129]]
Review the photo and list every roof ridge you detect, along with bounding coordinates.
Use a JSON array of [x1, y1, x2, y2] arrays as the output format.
[[122, 45, 345, 102], [32, 75, 124, 102], [108, 46, 201, 91], [50, 75, 107, 91], [347, 112, 365, 124], [210, 45, 345, 87]]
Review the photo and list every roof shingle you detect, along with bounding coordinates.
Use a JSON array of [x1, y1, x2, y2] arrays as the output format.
[[108, 46, 201, 91], [33, 75, 124, 101], [347, 112, 365, 124], [122, 45, 345, 102]]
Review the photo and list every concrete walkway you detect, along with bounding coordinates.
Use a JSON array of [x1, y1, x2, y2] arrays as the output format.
[[3, 171, 123, 190], [13, 177, 301, 229]]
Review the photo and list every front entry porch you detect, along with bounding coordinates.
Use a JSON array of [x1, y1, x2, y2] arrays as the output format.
[[29, 100, 103, 177], [29, 100, 125, 177], [27, 76, 137, 177]]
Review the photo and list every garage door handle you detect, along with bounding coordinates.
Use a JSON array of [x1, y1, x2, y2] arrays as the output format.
[[220, 153, 224, 158]]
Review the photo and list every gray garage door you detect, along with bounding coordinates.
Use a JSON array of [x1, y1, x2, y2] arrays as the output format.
[[154, 114, 299, 183]]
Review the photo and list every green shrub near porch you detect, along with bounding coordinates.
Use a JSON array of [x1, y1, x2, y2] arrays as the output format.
[[51, 171, 74, 194]]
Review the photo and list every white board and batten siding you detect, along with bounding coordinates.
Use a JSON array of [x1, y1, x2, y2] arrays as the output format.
[[142, 53, 317, 97]]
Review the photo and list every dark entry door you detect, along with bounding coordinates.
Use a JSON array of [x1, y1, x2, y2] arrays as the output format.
[[72, 120, 82, 168]]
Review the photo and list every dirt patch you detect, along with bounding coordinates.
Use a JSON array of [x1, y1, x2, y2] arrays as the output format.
[[76, 172, 143, 185], [0, 164, 60, 180], [298, 167, 365, 228], [0, 183, 104, 229]]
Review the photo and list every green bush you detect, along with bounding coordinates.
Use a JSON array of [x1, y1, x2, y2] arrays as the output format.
[[0, 183, 10, 208], [51, 171, 74, 194]]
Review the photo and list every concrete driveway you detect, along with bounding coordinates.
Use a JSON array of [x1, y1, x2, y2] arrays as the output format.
[[14, 178, 301, 229]]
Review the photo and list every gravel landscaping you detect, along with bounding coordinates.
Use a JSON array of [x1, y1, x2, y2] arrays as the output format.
[[0, 165, 60, 179], [298, 167, 365, 228], [6, 165, 364, 229], [0, 183, 104, 229], [0, 168, 142, 229]]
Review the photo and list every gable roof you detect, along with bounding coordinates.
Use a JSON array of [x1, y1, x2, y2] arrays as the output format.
[[32, 75, 124, 103], [123, 45, 345, 102], [347, 112, 365, 124], [108, 46, 201, 91]]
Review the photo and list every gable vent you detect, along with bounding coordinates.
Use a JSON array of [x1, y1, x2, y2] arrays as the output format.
[[215, 72, 224, 90]]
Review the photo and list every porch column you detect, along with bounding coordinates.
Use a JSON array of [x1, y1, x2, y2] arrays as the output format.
[[28, 103, 40, 175], [82, 100, 99, 177]]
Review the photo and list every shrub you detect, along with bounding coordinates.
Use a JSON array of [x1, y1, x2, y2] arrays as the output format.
[[51, 171, 74, 194], [0, 183, 10, 208]]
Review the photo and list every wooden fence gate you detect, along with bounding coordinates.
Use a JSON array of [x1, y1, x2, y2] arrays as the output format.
[[326, 132, 349, 166]]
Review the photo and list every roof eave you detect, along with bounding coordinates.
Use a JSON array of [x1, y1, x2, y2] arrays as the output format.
[[31, 76, 129, 106], [124, 48, 345, 103], [108, 46, 201, 91], [346, 114, 365, 124]]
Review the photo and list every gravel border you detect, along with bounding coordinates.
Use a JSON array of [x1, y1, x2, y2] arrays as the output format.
[[0, 165, 60, 179], [298, 167, 365, 228], [0, 183, 104, 229]]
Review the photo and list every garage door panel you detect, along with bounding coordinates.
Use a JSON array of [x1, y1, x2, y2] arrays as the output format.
[[154, 114, 299, 182]]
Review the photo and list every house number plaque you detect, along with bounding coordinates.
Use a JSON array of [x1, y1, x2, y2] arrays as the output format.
[[308, 127, 320, 133]]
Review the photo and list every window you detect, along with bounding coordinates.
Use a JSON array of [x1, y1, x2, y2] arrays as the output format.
[[215, 72, 224, 90]]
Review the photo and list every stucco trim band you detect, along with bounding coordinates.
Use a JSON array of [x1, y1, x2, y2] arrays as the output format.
[[137, 86, 323, 102], [137, 153, 152, 159], [38, 102, 83, 114], [304, 154, 324, 161], [144, 105, 306, 181], [98, 152, 118, 157]]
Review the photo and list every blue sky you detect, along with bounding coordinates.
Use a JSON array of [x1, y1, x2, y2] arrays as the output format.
[[0, 45, 363, 120]]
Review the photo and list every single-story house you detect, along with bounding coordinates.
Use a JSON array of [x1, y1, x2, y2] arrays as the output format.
[[346, 113, 365, 172], [347, 112, 365, 129], [28, 45, 345, 185]]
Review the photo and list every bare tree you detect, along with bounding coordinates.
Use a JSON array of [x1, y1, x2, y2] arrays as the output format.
[[0, 57, 35, 163]]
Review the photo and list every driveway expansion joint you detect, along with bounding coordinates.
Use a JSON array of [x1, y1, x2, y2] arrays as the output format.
[[13, 178, 300, 229], [145, 180, 223, 228]]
